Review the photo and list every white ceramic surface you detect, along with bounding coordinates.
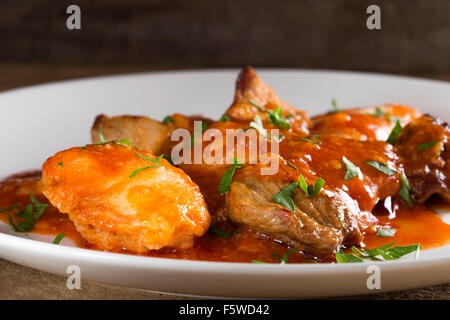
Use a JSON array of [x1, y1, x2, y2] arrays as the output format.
[[0, 69, 449, 298]]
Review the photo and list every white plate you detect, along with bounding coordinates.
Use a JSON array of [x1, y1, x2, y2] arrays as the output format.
[[0, 69, 449, 298]]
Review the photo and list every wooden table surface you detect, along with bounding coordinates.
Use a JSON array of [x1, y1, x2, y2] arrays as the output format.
[[0, 63, 449, 300]]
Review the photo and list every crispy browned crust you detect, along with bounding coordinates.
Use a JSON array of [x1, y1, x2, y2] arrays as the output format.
[[225, 67, 311, 134], [397, 115, 450, 203]]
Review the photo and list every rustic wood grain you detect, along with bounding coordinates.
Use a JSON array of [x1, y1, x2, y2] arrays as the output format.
[[0, 0, 449, 73]]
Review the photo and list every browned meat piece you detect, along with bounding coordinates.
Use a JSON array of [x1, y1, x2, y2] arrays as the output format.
[[91, 114, 174, 155], [312, 104, 421, 141], [225, 133, 404, 256], [91, 114, 213, 155], [224, 66, 311, 135], [226, 162, 363, 257], [396, 115, 450, 202]]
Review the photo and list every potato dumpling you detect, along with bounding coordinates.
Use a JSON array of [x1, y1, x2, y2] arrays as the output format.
[[41, 143, 210, 253]]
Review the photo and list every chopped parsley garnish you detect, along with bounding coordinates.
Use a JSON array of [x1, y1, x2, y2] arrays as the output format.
[[330, 98, 340, 113], [57, 162, 63, 168], [209, 226, 239, 238], [0, 204, 20, 212], [162, 154, 173, 164], [286, 160, 299, 171], [268, 107, 291, 129], [298, 175, 324, 197], [162, 115, 174, 124], [365, 161, 397, 176], [250, 115, 282, 141], [249, 99, 268, 112], [250, 115, 268, 137], [7, 194, 47, 232], [335, 242, 421, 263], [300, 134, 321, 144], [252, 247, 298, 264], [342, 156, 362, 180], [335, 252, 364, 263], [386, 120, 402, 145], [92, 138, 131, 147], [399, 174, 413, 208], [129, 152, 163, 178], [376, 228, 397, 237], [273, 182, 299, 212], [190, 121, 208, 146], [417, 140, 439, 151], [219, 114, 231, 122], [53, 232, 65, 244], [89, 124, 132, 148], [251, 260, 266, 264], [218, 158, 243, 195], [98, 124, 105, 142], [273, 247, 298, 264], [366, 107, 386, 118]]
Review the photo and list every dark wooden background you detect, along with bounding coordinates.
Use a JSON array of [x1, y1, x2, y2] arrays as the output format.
[[0, 0, 449, 74]]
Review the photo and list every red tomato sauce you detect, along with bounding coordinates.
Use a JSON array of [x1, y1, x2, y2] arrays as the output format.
[[0, 171, 449, 263]]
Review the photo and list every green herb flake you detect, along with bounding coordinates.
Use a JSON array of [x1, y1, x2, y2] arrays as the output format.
[[57, 162, 64, 168], [376, 228, 397, 237], [342, 156, 362, 180], [7, 194, 47, 233], [273, 182, 299, 212], [268, 106, 291, 129], [309, 178, 325, 197], [286, 160, 299, 171], [250, 115, 267, 137], [218, 158, 243, 195], [383, 244, 421, 260], [98, 124, 105, 143], [298, 175, 309, 195], [417, 140, 439, 151], [366, 107, 386, 118], [53, 232, 65, 244], [249, 99, 267, 112], [30, 193, 48, 219], [0, 204, 20, 212], [330, 98, 340, 113], [399, 174, 413, 208], [250, 115, 282, 142], [219, 114, 231, 122], [365, 161, 397, 176], [162, 115, 174, 124], [345, 242, 422, 262], [190, 121, 209, 146], [209, 226, 239, 238], [272, 247, 298, 264], [162, 154, 173, 164], [300, 134, 321, 144], [90, 124, 132, 147], [129, 153, 163, 178], [251, 260, 266, 264], [335, 252, 364, 263], [386, 120, 402, 145], [92, 139, 131, 147], [298, 175, 325, 197]]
